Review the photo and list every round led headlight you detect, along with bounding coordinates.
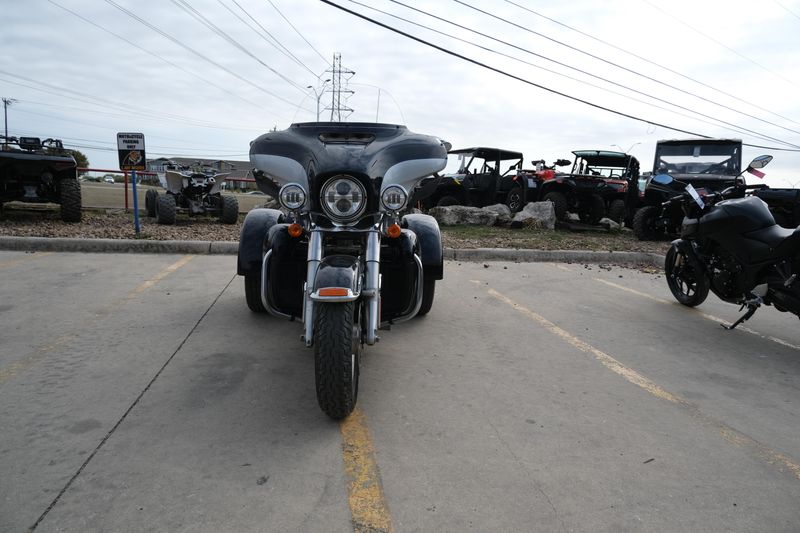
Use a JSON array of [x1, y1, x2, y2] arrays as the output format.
[[321, 176, 367, 223], [381, 185, 407, 211], [279, 183, 307, 210]]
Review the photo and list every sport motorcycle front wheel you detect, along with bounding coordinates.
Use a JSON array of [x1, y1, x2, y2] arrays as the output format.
[[665, 244, 710, 307], [314, 301, 361, 419]]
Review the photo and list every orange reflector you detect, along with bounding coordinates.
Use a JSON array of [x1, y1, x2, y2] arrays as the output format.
[[386, 223, 401, 238], [318, 287, 349, 297], [288, 223, 303, 238]]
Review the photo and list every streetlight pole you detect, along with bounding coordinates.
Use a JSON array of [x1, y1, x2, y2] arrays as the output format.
[[306, 79, 331, 121], [611, 142, 641, 154], [2, 97, 16, 142]]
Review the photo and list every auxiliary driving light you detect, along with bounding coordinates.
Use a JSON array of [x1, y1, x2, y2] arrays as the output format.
[[381, 185, 407, 211], [279, 183, 307, 210]]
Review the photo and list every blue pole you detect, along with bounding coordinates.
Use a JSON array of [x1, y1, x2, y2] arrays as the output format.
[[131, 169, 141, 235]]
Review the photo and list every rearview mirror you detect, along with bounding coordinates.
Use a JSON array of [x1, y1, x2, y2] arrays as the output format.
[[748, 155, 772, 169]]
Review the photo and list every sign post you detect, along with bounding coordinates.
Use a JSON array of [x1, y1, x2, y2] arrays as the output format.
[[117, 132, 146, 235]]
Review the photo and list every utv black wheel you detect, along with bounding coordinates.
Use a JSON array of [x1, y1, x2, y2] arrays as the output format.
[[436, 195, 461, 207], [543, 191, 568, 220], [59, 179, 82, 223], [417, 277, 436, 316], [145, 189, 158, 217], [244, 274, 266, 313], [156, 194, 177, 225], [665, 244, 709, 307], [579, 194, 605, 225], [607, 199, 626, 224], [505, 186, 524, 213], [314, 301, 360, 419], [220, 194, 239, 224], [632, 205, 662, 241]]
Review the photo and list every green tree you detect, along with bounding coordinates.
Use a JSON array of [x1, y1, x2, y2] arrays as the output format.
[[68, 149, 89, 170]]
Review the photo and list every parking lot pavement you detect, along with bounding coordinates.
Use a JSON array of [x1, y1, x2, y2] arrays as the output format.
[[2, 252, 799, 532]]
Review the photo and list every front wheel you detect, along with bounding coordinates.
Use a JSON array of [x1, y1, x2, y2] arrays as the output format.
[[632, 205, 662, 241], [607, 199, 626, 224], [145, 189, 158, 217], [156, 194, 177, 225], [220, 194, 239, 224], [59, 179, 82, 222], [505, 186, 524, 213], [417, 278, 436, 316], [543, 191, 568, 221], [314, 301, 360, 419], [244, 274, 265, 313], [665, 244, 709, 307]]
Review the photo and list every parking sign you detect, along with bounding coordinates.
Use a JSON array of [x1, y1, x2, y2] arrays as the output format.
[[117, 132, 146, 171]]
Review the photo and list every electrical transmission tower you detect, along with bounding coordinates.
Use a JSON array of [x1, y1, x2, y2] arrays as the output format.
[[324, 53, 355, 121]]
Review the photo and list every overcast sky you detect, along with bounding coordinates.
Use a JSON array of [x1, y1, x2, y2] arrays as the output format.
[[3, 0, 800, 186]]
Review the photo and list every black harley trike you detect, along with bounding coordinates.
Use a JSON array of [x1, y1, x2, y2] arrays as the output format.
[[237, 122, 448, 419]]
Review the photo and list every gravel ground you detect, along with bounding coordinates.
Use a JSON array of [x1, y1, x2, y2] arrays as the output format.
[[0, 208, 672, 255]]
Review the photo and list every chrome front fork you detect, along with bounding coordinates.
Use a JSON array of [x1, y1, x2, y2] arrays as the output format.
[[301, 228, 381, 347]]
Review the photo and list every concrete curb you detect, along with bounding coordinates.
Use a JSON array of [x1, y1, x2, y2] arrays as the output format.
[[0, 236, 665, 266]]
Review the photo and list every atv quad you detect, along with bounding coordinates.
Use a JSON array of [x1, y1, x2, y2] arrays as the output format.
[[0, 136, 81, 222], [145, 163, 239, 225]]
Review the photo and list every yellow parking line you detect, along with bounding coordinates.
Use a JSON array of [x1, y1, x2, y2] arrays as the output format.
[[595, 278, 800, 352], [0, 252, 52, 269], [488, 287, 800, 481], [127, 255, 194, 297], [340, 407, 394, 533]]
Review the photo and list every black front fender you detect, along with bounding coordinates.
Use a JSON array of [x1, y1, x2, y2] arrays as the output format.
[[312, 255, 362, 301]]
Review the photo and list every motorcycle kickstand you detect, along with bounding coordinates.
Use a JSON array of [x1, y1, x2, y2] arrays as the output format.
[[722, 299, 761, 330]]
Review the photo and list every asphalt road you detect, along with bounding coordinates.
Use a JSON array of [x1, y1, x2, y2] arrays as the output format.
[[2, 251, 799, 532]]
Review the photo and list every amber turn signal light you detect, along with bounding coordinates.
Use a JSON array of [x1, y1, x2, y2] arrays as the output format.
[[288, 223, 303, 238], [386, 223, 401, 238], [318, 287, 349, 297]]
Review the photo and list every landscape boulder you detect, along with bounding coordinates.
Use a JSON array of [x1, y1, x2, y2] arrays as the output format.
[[428, 205, 498, 226], [511, 201, 556, 230]]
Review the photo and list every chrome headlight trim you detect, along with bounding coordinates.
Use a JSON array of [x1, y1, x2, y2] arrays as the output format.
[[320, 175, 367, 223], [380, 184, 407, 211], [279, 183, 307, 210]]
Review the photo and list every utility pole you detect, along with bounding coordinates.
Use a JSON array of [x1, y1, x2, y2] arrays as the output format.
[[2, 97, 16, 143], [324, 53, 355, 122]]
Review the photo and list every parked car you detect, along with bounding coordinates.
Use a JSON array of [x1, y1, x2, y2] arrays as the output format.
[[0, 135, 81, 222], [104, 176, 115, 184], [423, 147, 525, 210], [633, 138, 743, 240]]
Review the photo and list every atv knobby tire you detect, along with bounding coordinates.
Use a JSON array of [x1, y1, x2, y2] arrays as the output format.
[[314, 301, 360, 419], [220, 194, 239, 224], [580, 194, 605, 225], [156, 194, 177, 225], [59, 179, 82, 223], [543, 191, 568, 221], [145, 189, 158, 218]]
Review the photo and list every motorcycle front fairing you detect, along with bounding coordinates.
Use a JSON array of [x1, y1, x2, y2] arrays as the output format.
[[249, 122, 448, 346]]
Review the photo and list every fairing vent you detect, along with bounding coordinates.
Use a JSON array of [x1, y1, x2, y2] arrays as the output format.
[[318, 132, 375, 144]]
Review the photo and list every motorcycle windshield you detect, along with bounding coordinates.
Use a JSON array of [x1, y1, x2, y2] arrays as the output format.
[[249, 122, 448, 197]]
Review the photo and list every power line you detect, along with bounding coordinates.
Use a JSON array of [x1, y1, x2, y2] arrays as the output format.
[[320, 0, 800, 152], [504, 0, 800, 128], [368, 0, 800, 148], [266, 0, 330, 65], [169, 0, 310, 92], [641, 0, 800, 89], [221, 0, 319, 78], [46, 0, 269, 114], [449, 0, 800, 140], [102, 0, 311, 112]]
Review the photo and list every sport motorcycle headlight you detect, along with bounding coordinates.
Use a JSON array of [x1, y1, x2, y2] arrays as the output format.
[[279, 183, 307, 210], [321, 176, 367, 223], [381, 185, 407, 211]]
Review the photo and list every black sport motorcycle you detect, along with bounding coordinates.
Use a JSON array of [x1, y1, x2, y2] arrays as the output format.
[[663, 155, 800, 329], [237, 122, 448, 419]]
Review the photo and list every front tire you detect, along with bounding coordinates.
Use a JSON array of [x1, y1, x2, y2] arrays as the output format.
[[665, 244, 709, 307], [145, 189, 158, 217], [579, 194, 605, 224], [59, 179, 82, 223], [436, 195, 460, 207], [607, 199, 626, 224], [314, 301, 360, 419], [543, 191, 568, 221]]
